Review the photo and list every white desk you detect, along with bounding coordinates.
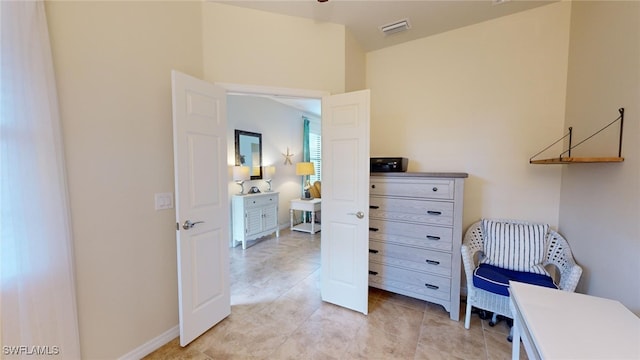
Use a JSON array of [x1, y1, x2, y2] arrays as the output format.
[[290, 198, 321, 234], [509, 281, 640, 360]]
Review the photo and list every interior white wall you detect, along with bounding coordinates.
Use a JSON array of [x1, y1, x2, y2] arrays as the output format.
[[45, 1, 344, 357], [345, 29, 366, 92], [45, 1, 203, 358], [559, 1, 640, 313], [201, 2, 346, 95], [366, 2, 572, 230], [227, 95, 321, 231]]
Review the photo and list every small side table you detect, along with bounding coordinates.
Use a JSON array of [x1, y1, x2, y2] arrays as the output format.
[[290, 198, 321, 234]]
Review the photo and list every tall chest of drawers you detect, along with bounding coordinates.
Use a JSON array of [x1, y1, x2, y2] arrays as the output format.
[[368, 173, 467, 321]]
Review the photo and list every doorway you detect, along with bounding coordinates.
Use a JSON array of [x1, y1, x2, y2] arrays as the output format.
[[226, 92, 322, 230], [217, 84, 371, 315], [173, 75, 371, 346]]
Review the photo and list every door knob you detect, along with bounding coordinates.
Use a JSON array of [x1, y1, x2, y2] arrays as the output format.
[[183, 220, 204, 230], [348, 211, 365, 219]]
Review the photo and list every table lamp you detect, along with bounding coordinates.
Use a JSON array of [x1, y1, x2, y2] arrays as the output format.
[[263, 165, 276, 192], [295, 162, 315, 199], [232, 166, 250, 194]]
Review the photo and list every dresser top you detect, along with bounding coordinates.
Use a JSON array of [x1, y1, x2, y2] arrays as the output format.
[[371, 172, 468, 179], [233, 191, 279, 198]]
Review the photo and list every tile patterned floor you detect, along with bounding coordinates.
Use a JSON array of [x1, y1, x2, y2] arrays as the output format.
[[145, 228, 527, 360]]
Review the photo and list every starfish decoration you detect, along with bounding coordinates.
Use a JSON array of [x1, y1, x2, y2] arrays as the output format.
[[282, 147, 294, 165]]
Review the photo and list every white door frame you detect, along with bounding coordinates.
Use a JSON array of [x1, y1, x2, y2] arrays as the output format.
[[215, 82, 329, 100], [215, 82, 328, 248]]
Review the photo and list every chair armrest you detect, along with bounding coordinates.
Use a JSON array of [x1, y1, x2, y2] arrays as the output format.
[[559, 263, 583, 292], [545, 230, 583, 292], [461, 244, 481, 288]]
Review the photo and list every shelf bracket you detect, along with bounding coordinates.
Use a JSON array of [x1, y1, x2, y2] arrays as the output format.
[[529, 108, 625, 164]]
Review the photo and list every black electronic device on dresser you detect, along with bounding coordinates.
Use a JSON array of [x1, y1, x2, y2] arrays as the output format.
[[370, 157, 409, 172]]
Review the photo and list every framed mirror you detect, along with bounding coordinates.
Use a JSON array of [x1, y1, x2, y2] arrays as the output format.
[[235, 130, 262, 180]]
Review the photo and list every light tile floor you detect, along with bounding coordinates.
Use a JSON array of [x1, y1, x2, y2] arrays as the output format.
[[145, 228, 527, 360]]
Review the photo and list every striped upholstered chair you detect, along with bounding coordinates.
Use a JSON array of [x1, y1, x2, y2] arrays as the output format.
[[461, 219, 582, 340]]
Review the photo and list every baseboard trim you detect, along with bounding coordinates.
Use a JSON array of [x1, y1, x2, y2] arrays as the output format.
[[118, 325, 179, 360]]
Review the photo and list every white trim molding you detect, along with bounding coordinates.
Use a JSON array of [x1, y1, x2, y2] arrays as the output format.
[[216, 82, 329, 99], [118, 325, 179, 360]]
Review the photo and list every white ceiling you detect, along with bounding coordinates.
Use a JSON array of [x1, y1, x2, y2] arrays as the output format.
[[216, 0, 557, 115], [211, 0, 556, 52]]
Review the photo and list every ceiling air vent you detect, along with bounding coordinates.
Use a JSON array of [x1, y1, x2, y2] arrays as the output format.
[[379, 19, 411, 36]]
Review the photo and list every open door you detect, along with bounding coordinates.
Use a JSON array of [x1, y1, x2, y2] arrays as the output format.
[[172, 70, 230, 346], [320, 90, 370, 314]]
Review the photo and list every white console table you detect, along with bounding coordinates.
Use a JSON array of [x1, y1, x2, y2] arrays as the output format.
[[290, 198, 321, 234], [232, 192, 279, 249], [510, 281, 640, 360]]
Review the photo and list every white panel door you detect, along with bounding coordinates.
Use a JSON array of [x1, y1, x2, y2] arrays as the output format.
[[172, 70, 230, 346], [321, 90, 370, 314]]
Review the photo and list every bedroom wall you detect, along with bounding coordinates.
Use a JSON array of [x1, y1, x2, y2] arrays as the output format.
[[559, 1, 640, 313], [366, 2, 572, 229], [201, 2, 346, 95], [345, 29, 366, 92], [45, 1, 203, 359], [47, 1, 345, 358]]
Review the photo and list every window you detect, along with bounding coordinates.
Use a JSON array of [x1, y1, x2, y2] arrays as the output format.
[[308, 118, 321, 183]]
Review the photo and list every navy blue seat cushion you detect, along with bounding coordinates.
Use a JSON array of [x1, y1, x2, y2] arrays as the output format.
[[473, 263, 558, 296]]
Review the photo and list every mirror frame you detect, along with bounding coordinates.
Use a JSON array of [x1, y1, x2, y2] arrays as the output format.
[[234, 129, 263, 180]]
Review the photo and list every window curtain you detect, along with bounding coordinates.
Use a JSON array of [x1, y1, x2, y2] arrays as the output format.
[[302, 117, 310, 198], [302, 116, 311, 162], [1, 1, 81, 359]]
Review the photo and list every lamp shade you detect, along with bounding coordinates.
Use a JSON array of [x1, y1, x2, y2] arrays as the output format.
[[295, 162, 315, 176], [232, 166, 250, 181], [263, 165, 276, 178]]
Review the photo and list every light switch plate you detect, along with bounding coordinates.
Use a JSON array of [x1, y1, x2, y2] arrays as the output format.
[[154, 192, 174, 210]]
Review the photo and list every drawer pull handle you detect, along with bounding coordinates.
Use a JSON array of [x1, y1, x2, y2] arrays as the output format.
[[369, 271, 378, 276], [426, 235, 441, 240], [369, 227, 379, 232], [424, 283, 439, 290], [432, 187, 438, 192], [371, 184, 376, 189], [425, 259, 440, 265], [370, 205, 380, 209], [427, 210, 442, 215], [369, 249, 379, 254]]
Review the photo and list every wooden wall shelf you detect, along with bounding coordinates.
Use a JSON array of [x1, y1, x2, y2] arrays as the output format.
[[529, 108, 625, 165], [530, 157, 624, 164]]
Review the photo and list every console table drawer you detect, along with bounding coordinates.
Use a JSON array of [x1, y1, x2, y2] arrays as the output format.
[[369, 262, 451, 301], [369, 197, 454, 226], [244, 194, 278, 207], [370, 178, 454, 200], [369, 240, 452, 277]]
